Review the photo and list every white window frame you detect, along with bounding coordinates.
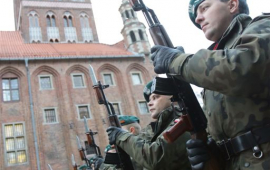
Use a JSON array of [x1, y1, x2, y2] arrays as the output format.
[[71, 73, 86, 88], [42, 107, 59, 124], [76, 104, 92, 120], [112, 102, 122, 115], [130, 72, 143, 85], [102, 72, 116, 86], [2, 122, 29, 166], [38, 75, 54, 90], [137, 100, 149, 114]]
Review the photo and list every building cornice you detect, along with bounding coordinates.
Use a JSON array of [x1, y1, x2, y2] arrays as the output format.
[[0, 55, 145, 61], [22, 1, 92, 9]]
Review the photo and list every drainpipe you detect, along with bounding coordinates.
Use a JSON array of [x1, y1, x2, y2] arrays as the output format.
[[25, 59, 41, 170]]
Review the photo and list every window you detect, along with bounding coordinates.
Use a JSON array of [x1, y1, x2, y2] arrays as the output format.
[[80, 13, 90, 28], [112, 103, 121, 115], [131, 73, 142, 85], [29, 11, 39, 27], [139, 30, 144, 40], [43, 108, 58, 124], [3, 123, 28, 166], [130, 31, 136, 42], [46, 13, 56, 27], [39, 75, 53, 90], [131, 10, 135, 18], [103, 73, 114, 86], [138, 101, 149, 114], [77, 105, 91, 119], [2, 78, 19, 102], [71, 73, 86, 88], [64, 15, 73, 27], [125, 10, 130, 19]]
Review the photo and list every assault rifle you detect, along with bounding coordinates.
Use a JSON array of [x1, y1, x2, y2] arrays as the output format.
[[129, 0, 220, 169], [88, 65, 134, 170], [71, 154, 78, 170], [76, 135, 91, 168], [83, 116, 102, 157]]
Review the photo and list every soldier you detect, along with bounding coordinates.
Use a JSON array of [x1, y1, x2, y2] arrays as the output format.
[[106, 81, 191, 170], [150, 0, 270, 169], [97, 115, 143, 170]]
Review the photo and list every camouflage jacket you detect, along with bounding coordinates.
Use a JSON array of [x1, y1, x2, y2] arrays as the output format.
[[115, 107, 191, 170], [169, 14, 270, 170], [138, 122, 156, 141]]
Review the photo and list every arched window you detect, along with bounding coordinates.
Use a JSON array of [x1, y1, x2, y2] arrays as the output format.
[[46, 12, 56, 27], [68, 16, 73, 27], [63, 12, 73, 27], [139, 30, 144, 40], [80, 13, 90, 28], [125, 10, 130, 19], [28, 11, 39, 27], [130, 31, 136, 42], [131, 10, 135, 18]]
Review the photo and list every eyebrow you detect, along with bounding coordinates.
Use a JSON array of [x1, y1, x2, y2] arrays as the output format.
[[198, 1, 210, 11]]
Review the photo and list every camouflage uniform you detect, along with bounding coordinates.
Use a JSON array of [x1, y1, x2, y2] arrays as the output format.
[[115, 106, 191, 170], [100, 115, 143, 170], [169, 14, 270, 170], [138, 122, 155, 141]]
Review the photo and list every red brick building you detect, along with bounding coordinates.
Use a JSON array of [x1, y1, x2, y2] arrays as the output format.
[[0, 0, 155, 169]]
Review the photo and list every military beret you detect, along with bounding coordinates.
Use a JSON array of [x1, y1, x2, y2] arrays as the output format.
[[78, 164, 89, 170], [189, 0, 205, 29], [143, 81, 153, 102], [118, 115, 140, 126]]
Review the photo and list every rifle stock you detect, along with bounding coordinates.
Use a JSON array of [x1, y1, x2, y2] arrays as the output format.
[[129, 1, 221, 169]]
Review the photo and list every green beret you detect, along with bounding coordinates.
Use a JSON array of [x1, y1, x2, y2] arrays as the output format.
[[118, 115, 140, 126], [189, 0, 204, 29], [78, 164, 89, 170], [143, 81, 153, 102]]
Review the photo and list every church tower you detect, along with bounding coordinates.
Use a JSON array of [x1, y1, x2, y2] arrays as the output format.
[[119, 0, 151, 55], [13, 0, 99, 43]]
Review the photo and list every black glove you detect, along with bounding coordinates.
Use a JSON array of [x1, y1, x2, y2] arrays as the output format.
[[186, 139, 210, 170], [150, 45, 185, 74], [106, 126, 126, 145]]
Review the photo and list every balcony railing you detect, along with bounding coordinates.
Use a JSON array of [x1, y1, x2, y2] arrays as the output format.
[[29, 27, 42, 43], [64, 27, 77, 42], [47, 27, 60, 41], [82, 28, 93, 42]]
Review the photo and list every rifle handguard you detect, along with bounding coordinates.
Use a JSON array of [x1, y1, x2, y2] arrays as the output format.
[[86, 133, 93, 146], [94, 86, 105, 104], [163, 115, 193, 143]]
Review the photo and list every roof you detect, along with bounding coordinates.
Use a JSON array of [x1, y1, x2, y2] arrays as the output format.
[[0, 31, 140, 59]]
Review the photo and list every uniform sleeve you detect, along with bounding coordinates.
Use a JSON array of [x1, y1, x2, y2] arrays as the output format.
[[116, 131, 191, 170], [169, 18, 270, 97]]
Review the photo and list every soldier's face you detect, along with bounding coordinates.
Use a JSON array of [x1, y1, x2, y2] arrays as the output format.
[[148, 93, 172, 119], [195, 0, 237, 42]]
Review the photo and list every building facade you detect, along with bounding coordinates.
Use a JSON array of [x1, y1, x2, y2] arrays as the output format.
[[0, 0, 155, 169]]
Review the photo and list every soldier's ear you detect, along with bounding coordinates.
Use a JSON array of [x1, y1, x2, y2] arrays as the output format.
[[229, 0, 239, 14], [129, 127, 135, 134]]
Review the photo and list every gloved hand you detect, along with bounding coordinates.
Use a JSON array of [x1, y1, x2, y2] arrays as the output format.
[[150, 45, 185, 74], [106, 126, 126, 145], [186, 139, 210, 170]]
